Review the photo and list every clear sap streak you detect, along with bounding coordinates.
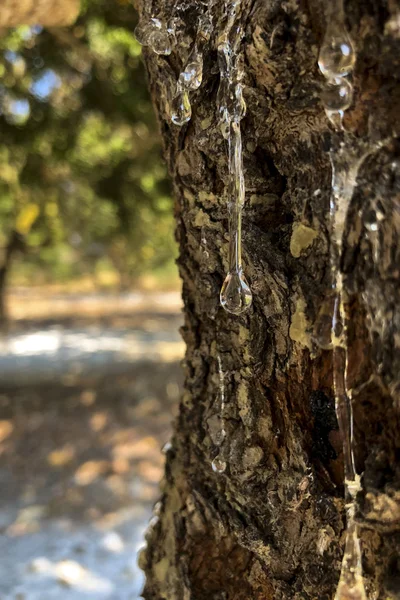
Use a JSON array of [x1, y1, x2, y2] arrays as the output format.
[[332, 287, 357, 486], [134, 0, 180, 55], [313, 141, 377, 350], [218, 1, 252, 315], [331, 242, 367, 600], [329, 141, 388, 600], [318, 0, 355, 131], [330, 145, 369, 259], [171, 82, 191, 126], [212, 355, 227, 474], [318, 9, 369, 593], [179, 44, 203, 91], [313, 139, 383, 599], [219, 120, 252, 314]]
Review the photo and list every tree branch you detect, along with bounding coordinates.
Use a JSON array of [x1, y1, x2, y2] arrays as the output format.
[[0, 0, 80, 27]]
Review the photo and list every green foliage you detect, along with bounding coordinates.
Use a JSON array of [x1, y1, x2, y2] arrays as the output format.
[[0, 1, 178, 288]]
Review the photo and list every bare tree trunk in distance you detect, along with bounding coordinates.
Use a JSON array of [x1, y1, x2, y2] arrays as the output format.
[[0, 231, 25, 329], [138, 1, 400, 599]]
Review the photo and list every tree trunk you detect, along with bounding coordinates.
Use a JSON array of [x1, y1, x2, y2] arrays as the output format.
[[138, 1, 400, 599], [0, 231, 25, 329]]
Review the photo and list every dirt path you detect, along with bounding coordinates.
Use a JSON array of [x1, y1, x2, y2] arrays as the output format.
[[0, 297, 184, 599]]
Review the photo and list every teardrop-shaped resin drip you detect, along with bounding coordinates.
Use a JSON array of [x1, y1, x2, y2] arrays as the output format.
[[321, 77, 354, 130], [148, 27, 173, 56], [316, 10, 377, 596], [134, 18, 158, 46], [220, 268, 252, 315], [212, 453, 227, 474], [217, 0, 252, 314], [135, 17, 173, 55], [318, 21, 356, 79], [209, 354, 228, 473], [321, 77, 354, 114], [171, 87, 191, 126], [179, 45, 203, 90]]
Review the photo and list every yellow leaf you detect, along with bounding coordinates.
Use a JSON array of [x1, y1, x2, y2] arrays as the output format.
[[15, 203, 39, 235]]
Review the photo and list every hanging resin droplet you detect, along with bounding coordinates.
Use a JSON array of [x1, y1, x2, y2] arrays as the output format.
[[321, 77, 354, 130], [149, 28, 173, 56], [212, 453, 227, 473], [217, 0, 252, 314], [179, 46, 203, 90], [220, 268, 252, 315], [168, 1, 215, 128], [318, 8, 356, 132], [134, 17, 173, 56], [318, 22, 356, 78], [317, 6, 372, 599], [171, 86, 192, 126], [134, 18, 156, 46], [321, 77, 354, 113]]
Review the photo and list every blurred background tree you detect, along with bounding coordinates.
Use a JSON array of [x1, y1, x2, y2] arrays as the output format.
[[0, 4, 185, 597], [0, 0, 178, 322]]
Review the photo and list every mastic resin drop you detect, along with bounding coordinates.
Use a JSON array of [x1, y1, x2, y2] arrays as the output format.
[[220, 269, 252, 315], [318, 22, 356, 78]]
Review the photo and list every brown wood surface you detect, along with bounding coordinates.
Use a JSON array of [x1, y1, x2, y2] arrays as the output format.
[[0, 0, 79, 27]]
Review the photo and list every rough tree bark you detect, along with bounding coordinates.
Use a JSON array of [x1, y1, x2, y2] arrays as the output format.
[[138, 1, 400, 599]]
